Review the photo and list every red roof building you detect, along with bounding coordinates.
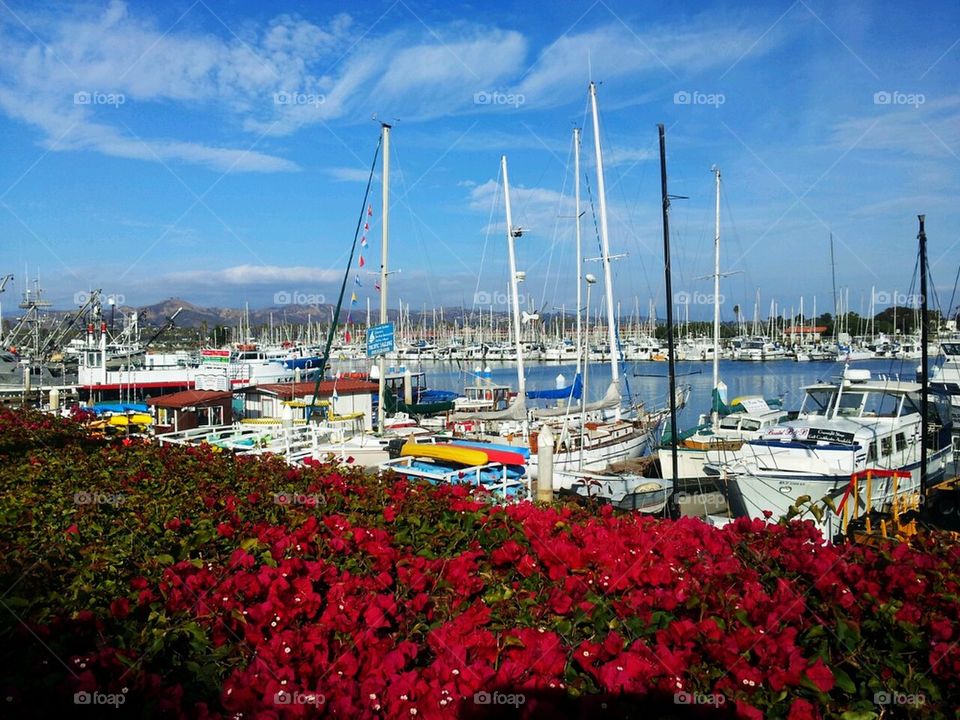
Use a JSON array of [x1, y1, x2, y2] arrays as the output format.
[[240, 380, 378, 430], [146, 390, 233, 433]]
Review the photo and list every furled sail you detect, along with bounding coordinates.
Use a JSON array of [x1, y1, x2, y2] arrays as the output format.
[[532, 379, 621, 418], [525, 374, 582, 400]]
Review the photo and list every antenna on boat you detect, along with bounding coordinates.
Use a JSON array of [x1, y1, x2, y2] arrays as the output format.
[[659, 123, 680, 485]]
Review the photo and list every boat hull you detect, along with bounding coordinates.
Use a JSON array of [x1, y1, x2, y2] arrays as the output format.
[[726, 447, 950, 540]]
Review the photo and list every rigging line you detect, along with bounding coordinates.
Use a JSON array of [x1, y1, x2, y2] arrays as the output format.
[[473, 161, 503, 315], [392, 143, 436, 311], [309, 133, 382, 419], [540, 129, 576, 315]]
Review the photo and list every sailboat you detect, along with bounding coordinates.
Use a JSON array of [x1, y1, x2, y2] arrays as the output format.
[[537, 86, 679, 511], [657, 167, 787, 483], [449, 90, 672, 489]]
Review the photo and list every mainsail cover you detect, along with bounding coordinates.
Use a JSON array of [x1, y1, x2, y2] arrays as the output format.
[[532, 379, 621, 418], [451, 397, 528, 422], [526, 374, 582, 400]]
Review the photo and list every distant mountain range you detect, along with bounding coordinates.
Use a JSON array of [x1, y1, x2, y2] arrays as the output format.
[[110, 298, 514, 328]]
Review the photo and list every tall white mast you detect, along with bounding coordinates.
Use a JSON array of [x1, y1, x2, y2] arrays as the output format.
[[574, 127, 583, 375], [711, 165, 721, 429], [501, 156, 525, 399], [589, 82, 620, 418], [377, 123, 391, 433]]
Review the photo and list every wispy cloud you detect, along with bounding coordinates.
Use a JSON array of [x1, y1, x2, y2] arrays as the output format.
[[161, 264, 341, 287], [324, 166, 379, 182]]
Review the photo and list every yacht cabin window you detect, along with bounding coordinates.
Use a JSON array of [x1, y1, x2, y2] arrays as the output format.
[[881, 436, 893, 456], [895, 433, 907, 452]]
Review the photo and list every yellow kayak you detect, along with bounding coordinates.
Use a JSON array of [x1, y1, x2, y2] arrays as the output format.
[[400, 442, 488, 467], [108, 413, 153, 426]]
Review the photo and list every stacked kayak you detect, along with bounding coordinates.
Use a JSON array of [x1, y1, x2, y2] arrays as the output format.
[[379, 439, 528, 499]]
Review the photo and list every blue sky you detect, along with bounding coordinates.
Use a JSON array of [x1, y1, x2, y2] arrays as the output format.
[[0, 0, 958, 322]]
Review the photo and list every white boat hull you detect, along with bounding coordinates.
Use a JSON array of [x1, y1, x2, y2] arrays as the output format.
[[725, 448, 950, 540]]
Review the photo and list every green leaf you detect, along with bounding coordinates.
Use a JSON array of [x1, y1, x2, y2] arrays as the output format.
[[840, 712, 878, 720], [834, 667, 857, 694], [155, 553, 175, 565]]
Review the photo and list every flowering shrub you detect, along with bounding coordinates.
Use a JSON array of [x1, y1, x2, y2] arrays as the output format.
[[0, 407, 958, 718]]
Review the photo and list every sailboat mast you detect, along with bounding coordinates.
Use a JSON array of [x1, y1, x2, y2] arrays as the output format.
[[377, 123, 391, 434], [501, 156, 526, 399], [589, 82, 621, 403], [712, 165, 721, 429], [574, 127, 583, 375]]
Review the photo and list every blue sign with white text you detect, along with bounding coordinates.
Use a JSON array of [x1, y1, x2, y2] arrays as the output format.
[[366, 322, 395, 357]]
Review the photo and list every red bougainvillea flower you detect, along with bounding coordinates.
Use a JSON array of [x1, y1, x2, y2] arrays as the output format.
[[109, 598, 130, 620]]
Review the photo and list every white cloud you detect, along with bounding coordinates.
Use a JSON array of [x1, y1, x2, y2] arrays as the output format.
[[162, 264, 342, 287], [325, 166, 379, 182], [0, 3, 532, 169], [513, 19, 788, 106]]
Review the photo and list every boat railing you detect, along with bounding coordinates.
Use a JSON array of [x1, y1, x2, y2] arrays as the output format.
[[838, 468, 916, 538], [378, 456, 527, 500]]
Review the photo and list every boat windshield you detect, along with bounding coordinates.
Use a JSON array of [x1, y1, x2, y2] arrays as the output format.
[[802, 388, 835, 416], [942, 342, 960, 357], [836, 392, 865, 417], [860, 390, 901, 417], [719, 416, 741, 430]]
